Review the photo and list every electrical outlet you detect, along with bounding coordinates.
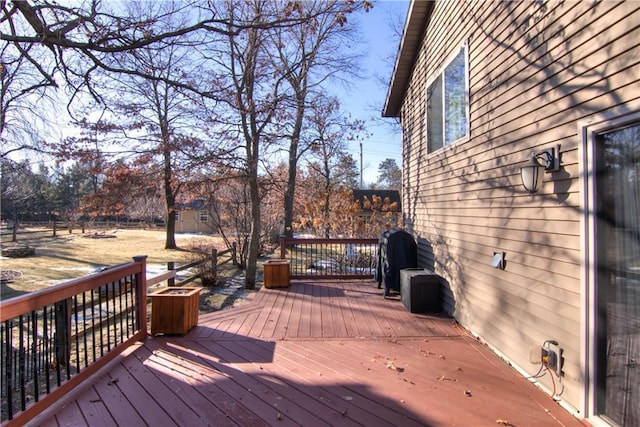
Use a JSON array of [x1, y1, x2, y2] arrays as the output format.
[[542, 341, 563, 377]]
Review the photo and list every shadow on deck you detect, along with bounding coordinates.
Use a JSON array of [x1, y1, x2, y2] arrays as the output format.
[[32, 280, 583, 426]]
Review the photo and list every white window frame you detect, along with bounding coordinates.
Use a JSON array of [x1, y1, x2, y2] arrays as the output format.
[[425, 42, 470, 154]]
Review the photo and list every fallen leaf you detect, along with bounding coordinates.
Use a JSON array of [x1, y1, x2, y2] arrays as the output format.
[[464, 390, 472, 397], [385, 361, 405, 372], [342, 395, 353, 402], [277, 412, 284, 420]]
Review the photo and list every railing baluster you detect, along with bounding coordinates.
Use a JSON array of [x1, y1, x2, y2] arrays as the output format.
[[82, 292, 88, 368], [31, 311, 38, 402], [118, 278, 124, 343], [98, 286, 105, 358], [73, 295, 80, 374], [25, 313, 31, 386], [18, 315, 26, 411], [43, 306, 50, 394], [131, 276, 136, 331], [109, 281, 116, 348], [91, 290, 97, 363], [105, 284, 111, 352], [5, 320, 13, 420], [125, 277, 132, 337], [1, 321, 5, 399]]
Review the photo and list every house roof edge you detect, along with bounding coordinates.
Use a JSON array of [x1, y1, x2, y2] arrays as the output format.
[[382, 0, 434, 118]]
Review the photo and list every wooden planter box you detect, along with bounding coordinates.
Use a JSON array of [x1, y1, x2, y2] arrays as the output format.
[[264, 260, 290, 288], [150, 287, 201, 335]]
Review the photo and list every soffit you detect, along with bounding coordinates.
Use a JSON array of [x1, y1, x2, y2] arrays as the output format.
[[382, 0, 434, 118]]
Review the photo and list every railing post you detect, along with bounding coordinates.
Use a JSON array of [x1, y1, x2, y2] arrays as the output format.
[[280, 235, 286, 259], [133, 256, 148, 335], [167, 262, 175, 287], [211, 248, 218, 286], [54, 299, 72, 368], [53, 221, 57, 237]]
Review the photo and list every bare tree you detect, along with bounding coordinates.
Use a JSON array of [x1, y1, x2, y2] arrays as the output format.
[[1, 0, 340, 103], [2, 0, 375, 288], [269, 0, 369, 238], [200, 0, 291, 288], [0, 23, 59, 158], [50, 2, 221, 249]]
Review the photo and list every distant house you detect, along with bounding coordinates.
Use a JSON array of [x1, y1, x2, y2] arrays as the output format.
[[174, 198, 213, 234], [384, 1, 639, 425]]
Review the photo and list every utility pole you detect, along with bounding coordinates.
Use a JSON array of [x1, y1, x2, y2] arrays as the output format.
[[360, 142, 363, 189]]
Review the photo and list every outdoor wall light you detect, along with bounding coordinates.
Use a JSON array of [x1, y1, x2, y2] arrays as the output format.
[[520, 145, 560, 194]]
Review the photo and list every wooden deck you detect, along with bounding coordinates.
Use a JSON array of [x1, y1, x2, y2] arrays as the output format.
[[31, 280, 583, 426]]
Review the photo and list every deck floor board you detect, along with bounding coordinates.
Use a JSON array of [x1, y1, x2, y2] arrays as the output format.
[[30, 280, 584, 426]]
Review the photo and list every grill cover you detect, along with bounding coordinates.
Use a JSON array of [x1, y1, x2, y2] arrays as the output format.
[[376, 228, 417, 293]]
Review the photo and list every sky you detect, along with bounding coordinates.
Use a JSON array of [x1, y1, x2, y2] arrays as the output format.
[[340, 1, 410, 186]]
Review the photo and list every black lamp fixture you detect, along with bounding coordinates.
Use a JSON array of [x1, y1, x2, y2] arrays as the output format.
[[520, 145, 560, 194]]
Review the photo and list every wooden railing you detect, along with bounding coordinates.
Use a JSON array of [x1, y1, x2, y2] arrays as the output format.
[[279, 237, 378, 280], [147, 244, 237, 289], [0, 256, 148, 426], [0, 244, 239, 425]]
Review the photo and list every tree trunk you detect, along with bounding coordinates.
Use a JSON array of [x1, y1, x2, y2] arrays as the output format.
[[283, 145, 297, 238], [12, 217, 18, 242], [163, 148, 177, 249], [245, 170, 261, 289], [283, 94, 306, 239]]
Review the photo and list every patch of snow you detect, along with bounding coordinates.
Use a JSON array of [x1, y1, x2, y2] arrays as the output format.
[[49, 266, 97, 272]]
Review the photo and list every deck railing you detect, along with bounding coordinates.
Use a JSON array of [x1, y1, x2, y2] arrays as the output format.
[[0, 256, 148, 426], [279, 237, 378, 280]]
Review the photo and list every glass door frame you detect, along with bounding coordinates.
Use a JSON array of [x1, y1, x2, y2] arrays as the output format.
[[579, 106, 640, 423]]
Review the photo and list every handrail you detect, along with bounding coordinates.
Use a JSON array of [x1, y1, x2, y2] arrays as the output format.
[[1, 262, 144, 321], [0, 256, 148, 426]]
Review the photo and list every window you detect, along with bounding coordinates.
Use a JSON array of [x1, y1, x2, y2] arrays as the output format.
[[199, 210, 208, 223], [426, 44, 469, 153], [175, 211, 180, 221]]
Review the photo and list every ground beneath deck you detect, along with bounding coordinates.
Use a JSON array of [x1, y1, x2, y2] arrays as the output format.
[[33, 280, 583, 426]]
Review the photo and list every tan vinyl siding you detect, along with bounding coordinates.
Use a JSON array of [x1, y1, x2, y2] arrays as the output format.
[[399, 0, 640, 411]]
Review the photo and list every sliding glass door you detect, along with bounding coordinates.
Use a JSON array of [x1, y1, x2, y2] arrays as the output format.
[[594, 123, 640, 426]]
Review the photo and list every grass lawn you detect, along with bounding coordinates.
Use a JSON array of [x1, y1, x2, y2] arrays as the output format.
[[0, 227, 230, 301]]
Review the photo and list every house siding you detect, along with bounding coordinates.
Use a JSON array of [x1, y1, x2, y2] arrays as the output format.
[[399, 0, 640, 413]]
